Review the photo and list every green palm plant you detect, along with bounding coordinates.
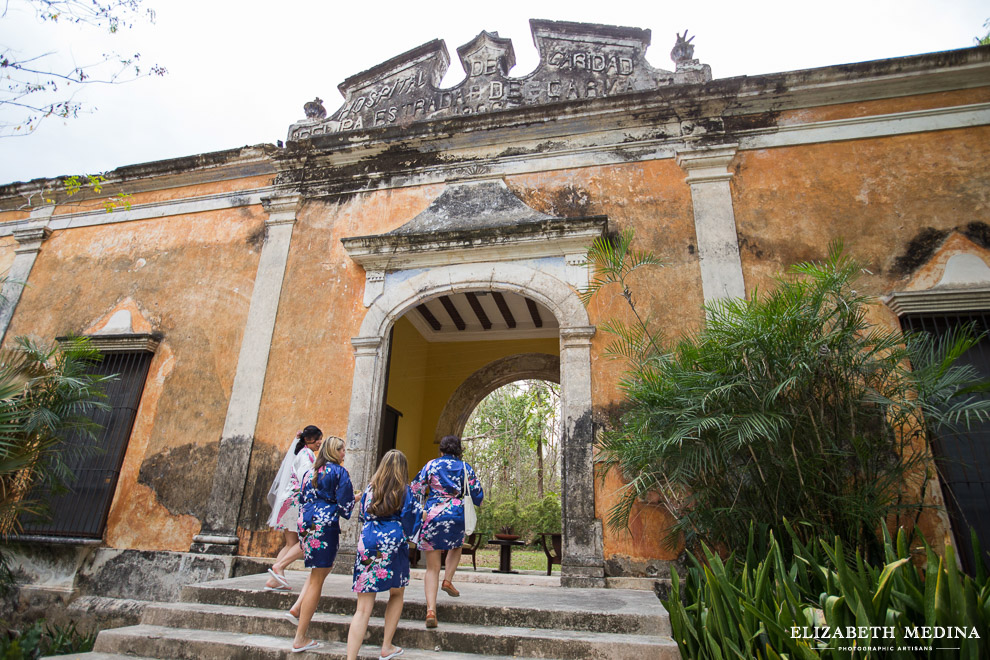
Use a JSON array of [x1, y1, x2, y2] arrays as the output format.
[[0, 335, 112, 592], [586, 238, 990, 555], [0, 335, 112, 536], [579, 229, 666, 362]]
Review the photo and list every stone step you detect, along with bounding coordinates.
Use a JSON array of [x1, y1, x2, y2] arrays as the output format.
[[181, 572, 669, 636], [139, 601, 676, 660], [48, 653, 158, 660], [408, 568, 560, 587], [93, 624, 552, 659]]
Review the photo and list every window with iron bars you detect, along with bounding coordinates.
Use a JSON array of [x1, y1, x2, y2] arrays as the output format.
[[19, 342, 155, 540], [900, 312, 990, 574]]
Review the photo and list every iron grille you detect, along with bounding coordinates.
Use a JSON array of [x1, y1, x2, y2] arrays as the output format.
[[900, 312, 990, 573], [19, 350, 154, 539]]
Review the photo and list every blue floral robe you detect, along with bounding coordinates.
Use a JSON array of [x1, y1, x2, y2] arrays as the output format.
[[297, 462, 355, 568], [411, 455, 483, 551], [352, 485, 423, 593]]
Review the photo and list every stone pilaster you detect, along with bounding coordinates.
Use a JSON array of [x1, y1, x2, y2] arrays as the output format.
[[676, 144, 746, 302], [558, 325, 605, 588], [191, 193, 301, 553], [334, 334, 389, 570], [0, 206, 54, 343]]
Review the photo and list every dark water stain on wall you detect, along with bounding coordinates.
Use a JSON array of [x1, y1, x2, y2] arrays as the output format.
[[891, 227, 951, 277], [510, 184, 594, 218], [237, 441, 286, 530], [889, 223, 990, 278], [961, 222, 990, 250], [138, 441, 218, 520], [246, 221, 267, 250]]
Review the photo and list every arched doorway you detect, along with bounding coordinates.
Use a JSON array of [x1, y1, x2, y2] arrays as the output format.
[[344, 262, 604, 587], [436, 353, 560, 443]]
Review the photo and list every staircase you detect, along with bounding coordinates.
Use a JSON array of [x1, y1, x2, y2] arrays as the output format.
[[81, 570, 679, 659]]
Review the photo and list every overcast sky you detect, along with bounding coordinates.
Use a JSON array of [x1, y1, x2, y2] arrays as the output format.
[[1, 0, 987, 186]]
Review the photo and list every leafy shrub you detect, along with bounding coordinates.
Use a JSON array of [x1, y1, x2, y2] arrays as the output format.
[[586, 241, 990, 556], [476, 493, 561, 543], [664, 524, 989, 659], [522, 493, 561, 538], [0, 619, 96, 658]]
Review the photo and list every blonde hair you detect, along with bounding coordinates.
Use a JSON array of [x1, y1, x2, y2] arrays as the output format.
[[311, 435, 345, 488], [367, 450, 409, 518]]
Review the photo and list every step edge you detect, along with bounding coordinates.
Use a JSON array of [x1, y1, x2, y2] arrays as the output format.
[[144, 601, 674, 645]]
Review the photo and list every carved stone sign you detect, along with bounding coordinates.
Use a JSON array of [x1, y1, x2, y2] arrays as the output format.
[[288, 19, 711, 140]]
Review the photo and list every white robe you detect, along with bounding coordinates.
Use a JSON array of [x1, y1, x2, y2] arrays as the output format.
[[266, 440, 298, 528], [267, 446, 317, 529]]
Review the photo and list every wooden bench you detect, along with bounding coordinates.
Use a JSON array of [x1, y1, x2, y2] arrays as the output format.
[[538, 532, 562, 576]]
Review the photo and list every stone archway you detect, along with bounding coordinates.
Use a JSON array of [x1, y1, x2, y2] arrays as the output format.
[[345, 262, 604, 587], [435, 353, 560, 443]]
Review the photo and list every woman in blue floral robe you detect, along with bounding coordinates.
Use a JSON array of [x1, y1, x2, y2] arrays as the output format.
[[291, 436, 354, 653], [411, 435, 483, 628], [352, 483, 422, 593], [346, 450, 420, 660]]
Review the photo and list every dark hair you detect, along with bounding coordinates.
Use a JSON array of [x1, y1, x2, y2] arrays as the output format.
[[439, 435, 462, 458], [294, 425, 323, 454]]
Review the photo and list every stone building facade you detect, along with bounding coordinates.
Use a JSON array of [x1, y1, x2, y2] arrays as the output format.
[[1, 20, 988, 603]]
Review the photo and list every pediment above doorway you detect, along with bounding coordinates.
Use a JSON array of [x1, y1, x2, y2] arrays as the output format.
[[341, 179, 607, 307]]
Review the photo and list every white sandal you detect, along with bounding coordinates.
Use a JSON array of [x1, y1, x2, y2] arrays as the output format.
[[291, 640, 321, 653], [268, 568, 290, 588]]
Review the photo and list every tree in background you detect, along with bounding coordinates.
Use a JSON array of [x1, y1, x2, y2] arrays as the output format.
[[1, 0, 165, 137], [0, 336, 112, 592], [584, 237, 990, 557], [463, 380, 562, 539]]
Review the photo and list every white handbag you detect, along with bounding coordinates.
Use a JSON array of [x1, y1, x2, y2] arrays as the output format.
[[462, 462, 477, 536]]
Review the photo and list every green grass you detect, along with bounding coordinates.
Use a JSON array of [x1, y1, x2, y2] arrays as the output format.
[[465, 547, 559, 573]]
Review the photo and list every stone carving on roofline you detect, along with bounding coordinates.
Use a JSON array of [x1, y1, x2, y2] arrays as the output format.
[[303, 97, 327, 119], [288, 19, 711, 141]]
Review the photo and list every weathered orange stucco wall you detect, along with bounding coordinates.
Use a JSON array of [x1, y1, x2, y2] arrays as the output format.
[[733, 127, 990, 294], [4, 204, 266, 551]]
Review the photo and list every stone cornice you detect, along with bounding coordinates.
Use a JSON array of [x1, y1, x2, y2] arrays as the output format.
[[342, 216, 607, 272], [57, 333, 162, 353], [0, 145, 278, 211], [0, 187, 279, 237], [884, 288, 990, 316]]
